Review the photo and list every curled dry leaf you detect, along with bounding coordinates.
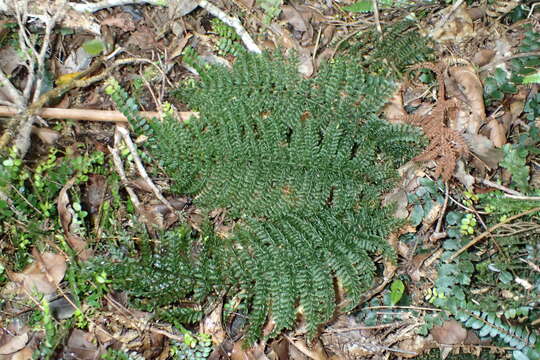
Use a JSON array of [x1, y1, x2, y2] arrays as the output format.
[[168, 0, 199, 18], [85, 174, 106, 215], [0, 46, 25, 75], [63, 329, 101, 360], [31, 126, 60, 145], [101, 12, 136, 32], [448, 65, 485, 134], [395, 335, 431, 358], [472, 49, 496, 67], [8, 249, 67, 296], [230, 341, 269, 360], [0, 333, 29, 356], [201, 302, 226, 346], [297, 47, 314, 77], [462, 133, 503, 169], [431, 320, 467, 345], [454, 159, 475, 189], [431, 4, 475, 43], [281, 4, 314, 47], [486, 117, 506, 147], [57, 176, 92, 261], [10, 347, 34, 360], [383, 87, 407, 123], [486, 0, 519, 17]]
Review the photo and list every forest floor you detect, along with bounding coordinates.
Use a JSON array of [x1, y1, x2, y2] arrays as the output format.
[[0, 0, 539, 359]]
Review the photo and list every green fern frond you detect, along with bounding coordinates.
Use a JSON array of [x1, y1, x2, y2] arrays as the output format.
[[107, 49, 428, 343]]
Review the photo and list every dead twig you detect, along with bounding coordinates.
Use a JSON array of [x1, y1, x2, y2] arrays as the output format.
[[447, 207, 540, 262], [0, 106, 195, 123], [115, 125, 176, 213], [372, 0, 382, 34], [478, 178, 523, 196], [430, 181, 449, 241], [198, 0, 261, 54], [109, 129, 141, 211], [67, 0, 163, 13]]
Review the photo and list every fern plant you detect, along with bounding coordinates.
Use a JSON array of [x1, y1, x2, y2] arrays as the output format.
[[339, 20, 433, 76], [104, 48, 427, 343]]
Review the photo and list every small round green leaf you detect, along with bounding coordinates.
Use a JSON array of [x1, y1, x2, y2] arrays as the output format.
[[82, 38, 106, 56]]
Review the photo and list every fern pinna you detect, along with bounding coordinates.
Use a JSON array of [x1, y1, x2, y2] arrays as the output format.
[[105, 51, 425, 343]]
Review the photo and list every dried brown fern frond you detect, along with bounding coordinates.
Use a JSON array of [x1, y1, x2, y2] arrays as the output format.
[[405, 63, 469, 181]]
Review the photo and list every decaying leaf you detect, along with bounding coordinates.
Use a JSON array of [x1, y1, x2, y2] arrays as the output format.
[[8, 249, 67, 296], [62, 329, 101, 360], [431, 3, 475, 43], [0, 332, 28, 356], [201, 302, 226, 346], [84, 174, 107, 215], [57, 176, 93, 260], [462, 133, 503, 169], [101, 12, 136, 32], [486, 0, 519, 17], [431, 320, 467, 345], [383, 86, 407, 123], [31, 126, 60, 145], [485, 117, 506, 147], [472, 49, 495, 67], [448, 65, 486, 134], [230, 341, 269, 360], [406, 63, 469, 181]]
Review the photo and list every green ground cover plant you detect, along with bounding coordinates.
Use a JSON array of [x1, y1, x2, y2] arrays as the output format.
[[101, 26, 432, 342]]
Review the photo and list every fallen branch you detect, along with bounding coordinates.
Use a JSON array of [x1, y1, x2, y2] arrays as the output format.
[[116, 125, 176, 212], [199, 0, 261, 54], [109, 130, 141, 211], [447, 206, 540, 262], [0, 106, 196, 123], [67, 0, 164, 13]]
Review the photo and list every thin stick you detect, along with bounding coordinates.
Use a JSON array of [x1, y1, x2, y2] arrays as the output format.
[[372, 0, 382, 34], [116, 125, 175, 212], [0, 68, 24, 108], [430, 181, 449, 241], [429, 0, 465, 38], [479, 178, 523, 196], [0, 106, 196, 123], [447, 207, 540, 263], [199, 0, 261, 54], [504, 194, 540, 201], [109, 129, 141, 210], [67, 0, 164, 13], [326, 321, 411, 333]]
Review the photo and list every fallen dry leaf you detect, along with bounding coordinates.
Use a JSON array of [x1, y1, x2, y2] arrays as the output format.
[[0, 333, 28, 356], [462, 133, 503, 169], [101, 12, 136, 32], [168, 0, 199, 17], [431, 3, 475, 43], [454, 159, 475, 189], [85, 174, 106, 215], [486, 117, 506, 147], [448, 65, 486, 134], [31, 127, 60, 145], [383, 87, 407, 123], [201, 302, 226, 346], [62, 329, 101, 360], [395, 335, 431, 358], [57, 176, 93, 261], [431, 320, 467, 345], [10, 347, 34, 360], [472, 49, 496, 67], [8, 249, 66, 296], [0, 46, 25, 75], [230, 341, 270, 360], [486, 0, 519, 17]]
